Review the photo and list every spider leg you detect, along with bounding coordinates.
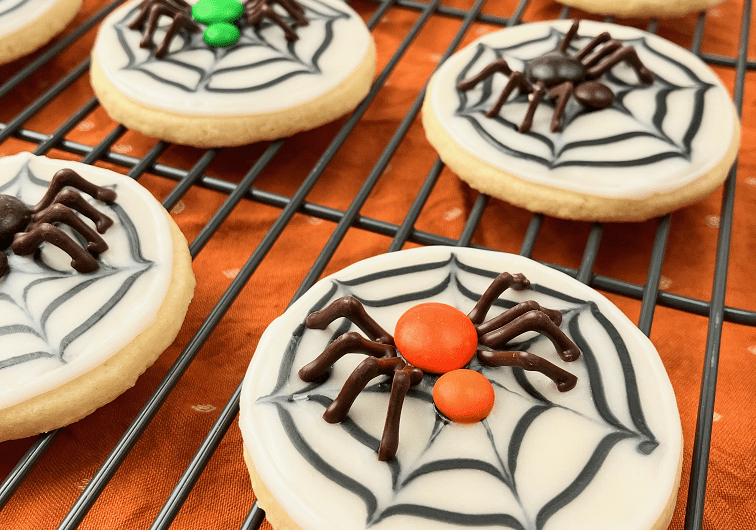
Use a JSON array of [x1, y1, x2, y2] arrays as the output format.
[[547, 81, 574, 133], [586, 45, 654, 84], [478, 309, 580, 362], [468, 272, 530, 326], [306, 296, 394, 345], [155, 12, 192, 57], [30, 204, 109, 255], [275, 0, 309, 27], [457, 58, 514, 92], [12, 223, 98, 273], [581, 40, 621, 69], [486, 72, 532, 119], [574, 31, 611, 61], [519, 81, 546, 133], [379, 364, 423, 461], [32, 169, 116, 214], [0, 252, 7, 278], [33, 189, 114, 234], [298, 331, 395, 382], [478, 349, 577, 392], [246, 1, 305, 41], [557, 20, 581, 53], [320, 355, 407, 424], [475, 299, 561, 336]]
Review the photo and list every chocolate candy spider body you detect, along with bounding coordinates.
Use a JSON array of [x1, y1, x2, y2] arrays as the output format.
[[298, 271, 581, 461], [457, 20, 654, 133], [0, 169, 117, 279]]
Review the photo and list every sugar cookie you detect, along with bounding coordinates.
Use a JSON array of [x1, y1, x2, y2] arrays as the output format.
[[240, 246, 682, 530], [422, 20, 739, 222], [0, 0, 82, 65], [0, 153, 195, 442], [90, 0, 376, 148]]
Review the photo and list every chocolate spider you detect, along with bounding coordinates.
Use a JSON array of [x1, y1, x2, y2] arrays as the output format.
[[129, 0, 309, 57], [0, 169, 118, 279], [245, 0, 309, 41], [128, 0, 201, 58], [298, 271, 580, 461], [457, 20, 654, 133]]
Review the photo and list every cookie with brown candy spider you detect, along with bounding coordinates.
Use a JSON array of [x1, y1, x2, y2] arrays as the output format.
[[422, 19, 740, 222], [240, 246, 682, 530], [0, 153, 194, 443], [0, 0, 82, 65], [90, 0, 376, 147]]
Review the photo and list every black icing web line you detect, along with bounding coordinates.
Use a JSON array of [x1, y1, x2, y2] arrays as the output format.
[[257, 253, 659, 530], [0, 162, 154, 369], [454, 26, 714, 169], [113, 0, 350, 94], [0, 0, 34, 19]]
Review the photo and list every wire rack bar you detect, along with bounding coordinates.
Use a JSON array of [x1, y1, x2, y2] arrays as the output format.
[[684, 0, 751, 526]]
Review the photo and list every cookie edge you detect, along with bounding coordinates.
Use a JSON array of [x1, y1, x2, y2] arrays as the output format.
[[89, 39, 377, 148], [421, 76, 741, 222]]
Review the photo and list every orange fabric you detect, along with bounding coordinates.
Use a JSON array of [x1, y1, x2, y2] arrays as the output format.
[[0, 0, 755, 529]]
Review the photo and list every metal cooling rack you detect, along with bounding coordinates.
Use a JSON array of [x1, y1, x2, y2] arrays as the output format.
[[0, 0, 753, 528]]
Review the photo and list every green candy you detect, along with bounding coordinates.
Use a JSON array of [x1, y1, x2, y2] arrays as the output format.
[[203, 22, 241, 47], [192, 0, 244, 24]]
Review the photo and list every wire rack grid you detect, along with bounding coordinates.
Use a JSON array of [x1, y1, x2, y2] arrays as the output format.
[[0, 0, 754, 528]]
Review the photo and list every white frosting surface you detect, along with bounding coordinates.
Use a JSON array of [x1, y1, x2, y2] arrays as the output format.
[[92, 0, 372, 116], [0, 0, 61, 36], [240, 246, 682, 530], [0, 153, 173, 410], [427, 20, 737, 199]]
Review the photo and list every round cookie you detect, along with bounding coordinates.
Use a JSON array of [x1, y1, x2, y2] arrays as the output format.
[[0, 0, 82, 65], [422, 20, 740, 222], [90, 0, 376, 148], [553, 0, 724, 18], [0, 153, 195, 442], [239, 246, 683, 530]]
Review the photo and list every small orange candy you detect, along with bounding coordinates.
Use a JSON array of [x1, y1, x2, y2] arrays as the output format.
[[433, 369, 495, 424], [394, 303, 478, 374]]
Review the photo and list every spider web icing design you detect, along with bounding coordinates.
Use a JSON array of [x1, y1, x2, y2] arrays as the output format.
[[455, 26, 714, 169], [0, 0, 34, 19], [0, 161, 154, 372], [257, 253, 660, 530], [113, 0, 350, 93]]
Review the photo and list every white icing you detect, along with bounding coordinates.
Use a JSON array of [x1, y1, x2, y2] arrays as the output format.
[[427, 20, 737, 199], [92, 0, 372, 115], [239, 246, 682, 530], [0, 0, 61, 36], [0, 153, 173, 410]]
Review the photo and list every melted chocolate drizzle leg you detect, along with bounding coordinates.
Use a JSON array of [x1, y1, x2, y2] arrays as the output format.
[[322, 356, 406, 423], [379, 365, 423, 461], [36, 189, 115, 234], [478, 349, 577, 392], [32, 169, 117, 214], [467, 272, 530, 326], [305, 296, 394, 345], [479, 309, 581, 362], [12, 224, 99, 273], [298, 331, 395, 382], [31, 205, 109, 254], [476, 299, 562, 336]]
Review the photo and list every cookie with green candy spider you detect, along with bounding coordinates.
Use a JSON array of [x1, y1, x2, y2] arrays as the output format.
[[90, 0, 376, 148]]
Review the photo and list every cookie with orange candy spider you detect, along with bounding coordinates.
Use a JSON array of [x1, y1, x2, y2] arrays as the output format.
[[239, 245, 683, 530]]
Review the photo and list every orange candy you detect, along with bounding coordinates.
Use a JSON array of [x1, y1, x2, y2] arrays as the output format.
[[394, 303, 478, 374], [433, 369, 495, 423]]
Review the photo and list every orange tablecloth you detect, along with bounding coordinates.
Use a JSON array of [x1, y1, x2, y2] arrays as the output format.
[[0, 0, 755, 528]]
